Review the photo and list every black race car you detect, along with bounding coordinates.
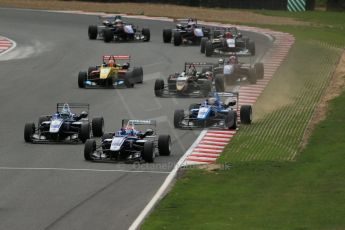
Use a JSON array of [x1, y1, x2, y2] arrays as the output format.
[[84, 119, 171, 163], [201, 27, 255, 57], [88, 15, 150, 43], [163, 18, 210, 46], [154, 62, 225, 97], [24, 103, 104, 144]]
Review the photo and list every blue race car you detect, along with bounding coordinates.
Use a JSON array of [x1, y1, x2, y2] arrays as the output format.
[[84, 119, 171, 163], [24, 103, 104, 143], [173, 92, 252, 129]]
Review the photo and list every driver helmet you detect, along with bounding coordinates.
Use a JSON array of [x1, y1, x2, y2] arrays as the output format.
[[188, 68, 196, 76], [61, 104, 71, 119], [114, 18, 123, 25], [229, 55, 237, 64], [225, 32, 233, 39], [196, 71, 201, 78], [205, 71, 212, 80], [122, 62, 130, 69], [108, 59, 115, 67], [208, 97, 216, 105]]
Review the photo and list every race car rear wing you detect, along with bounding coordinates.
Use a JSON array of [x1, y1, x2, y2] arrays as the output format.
[[184, 62, 214, 72], [103, 55, 131, 62], [56, 103, 90, 113]]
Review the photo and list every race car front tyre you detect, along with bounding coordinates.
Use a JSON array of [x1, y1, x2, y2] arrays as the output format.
[[133, 67, 144, 83], [215, 75, 225, 92], [142, 141, 155, 163], [84, 139, 96, 161], [24, 122, 35, 143], [163, 29, 172, 43], [248, 41, 256, 56], [248, 67, 257, 84], [142, 28, 150, 42], [240, 105, 252, 124], [205, 40, 214, 57], [124, 71, 135, 88], [92, 117, 104, 137], [78, 71, 87, 88], [225, 111, 237, 130], [154, 79, 164, 97], [254, 62, 264, 79], [88, 25, 98, 40], [173, 31, 182, 46], [174, 109, 184, 128], [80, 122, 91, 143], [103, 29, 113, 43], [200, 37, 208, 53], [158, 135, 171, 156]]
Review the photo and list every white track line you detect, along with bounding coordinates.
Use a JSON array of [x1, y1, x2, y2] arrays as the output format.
[[0, 166, 170, 174]]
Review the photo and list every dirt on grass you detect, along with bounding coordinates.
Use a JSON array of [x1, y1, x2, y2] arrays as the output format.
[[300, 50, 345, 149], [0, 0, 308, 26]]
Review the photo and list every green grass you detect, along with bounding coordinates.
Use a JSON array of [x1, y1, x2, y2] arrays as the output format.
[[143, 11, 345, 230], [142, 87, 345, 230]]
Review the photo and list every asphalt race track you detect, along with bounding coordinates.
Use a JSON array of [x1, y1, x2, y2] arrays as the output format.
[[0, 8, 272, 230]]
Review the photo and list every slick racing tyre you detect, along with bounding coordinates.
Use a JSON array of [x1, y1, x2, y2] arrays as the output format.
[[154, 79, 164, 97], [163, 29, 172, 43], [173, 31, 182, 46], [174, 109, 184, 128], [92, 117, 104, 137], [103, 28, 113, 43], [133, 67, 144, 83], [78, 71, 87, 88], [240, 105, 252, 124], [248, 67, 257, 84], [88, 25, 98, 40], [80, 122, 91, 143], [24, 122, 35, 143], [142, 141, 155, 163], [84, 139, 96, 161], [158, 135, 171, 156], [142, 28, 150, 42], [205, 40, 214, 57], [225, 111, 237, 130]]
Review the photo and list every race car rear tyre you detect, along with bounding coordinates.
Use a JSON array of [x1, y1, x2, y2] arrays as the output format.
[[103, 29, 113, 43], [174, 109, 184, 128], [240, 105, 252, 124], [254, 62, 264, 79], [248, 68, 257, 84], [78, 71, 87, 88], [205, 40, 214, 57], [142, 28, 150, 42], [200, 37, 208, 53], [158, 135, 171, 156], [215, 75, 225, 92], [225, 111, 237, 130], [173, 31, 182, 46], [133, 67, 144, 83], [142, 141, 155, 163], [84, 139, 96, 161], [92, 117, 104, 137], [80, 122, 91, 143], [88, 25, 98, 40], [24, 122, 35, 143], [154, 79, 164, 97], [163, 29, 172, 43], [248, 41, 256, 56]]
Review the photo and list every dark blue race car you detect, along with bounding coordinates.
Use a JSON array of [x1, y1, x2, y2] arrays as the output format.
[[173, 92, 252, 129], [84, 119, 171, 163], [24, 103, 104, 144]]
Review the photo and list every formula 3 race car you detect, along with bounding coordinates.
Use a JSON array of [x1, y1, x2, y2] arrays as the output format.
[[201, 27, 255, 57], [84, 119, 171, 163], [154, 62, 225, 97], [24, 103, 104, 144], [217, 55, 264, 85], [78, 55, 143, 88], [163, 18, 210, 46], [88, 15, 150, 43], [174, 92, 252, 129]]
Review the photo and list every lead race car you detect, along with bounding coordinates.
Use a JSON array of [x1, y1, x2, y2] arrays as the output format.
[[78, 55, 143, 88], [163, 18, 210, 46], [24, 103, 104, 143], [174, 92, 252, 129], [201, 27, 255, 57], [88, 15, 150, 43], [84, 119, 171, 163], [154, 62, 225, 97]]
